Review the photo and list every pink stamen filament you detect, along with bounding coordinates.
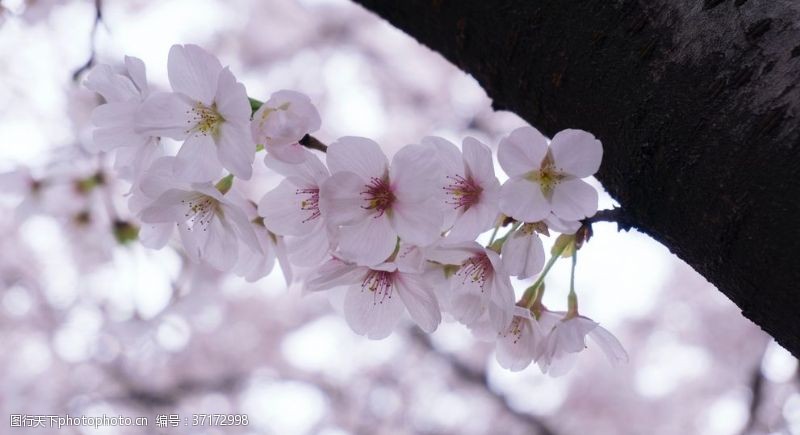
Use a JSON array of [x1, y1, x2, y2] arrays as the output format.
[[443, 174, 482, 210], [457, 254, 492, 292], [361, 270, 394, 304], [296, 187, 321, 223], [361, 177, 394, 217]]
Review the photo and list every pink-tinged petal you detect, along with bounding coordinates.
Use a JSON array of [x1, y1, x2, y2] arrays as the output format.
[[223, 202, 262, 254], [137, 156, 181, 199], [394, 243, 425, 273], [550, 178, 598, 220], [326, 136, 388, 179], [544, 213, 582, 234], [264, 150, 329, 186], [216, 122, 254, 180], [496, 319, 537, 372], [139, 189, 193, 223], [139, 223, 173, 249], [540, 351, 579, 377], [274, 235, 294, 285], [337, 215, 397, 266], [447, 200, 499, 243], [135, 92, 192, 139], [202, 218, 239, 271], [91, 102, 150, 152], [390, 144, 441, 203], [396, 272, 441, 333], [305, 258, 366, 292], [550, 129, 603, 178], [214, 67, 250, 123], [344, 280, 405, 339], [499, 177, 550, 222], [426, 241, 482, 265], [501, 229, 545, 279], [287, 225, 330, 267], [462, 136, 496, 185], [123, 56, 148, 94], [449, 292, 485, 326], [259, 180, 312, 236], [497, 126, 548, 177], [587, 324, 629, 365], [269, 90, 321, 132], [174, 135, 224, 182], [319, 172, 369, 226], [167, 44, 222, 105], [391, 197, 442, 246], [84, 64, 139, 102], [265, 143, 308, 164]]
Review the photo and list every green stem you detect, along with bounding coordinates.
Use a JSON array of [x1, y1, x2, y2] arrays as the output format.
[[523, 239, 570, 309], [249, 97, 263, 114], [567, 243, 579, 317]]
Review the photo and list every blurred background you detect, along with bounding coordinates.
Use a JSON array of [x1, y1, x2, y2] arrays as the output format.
[[0, 0, 798, 434]]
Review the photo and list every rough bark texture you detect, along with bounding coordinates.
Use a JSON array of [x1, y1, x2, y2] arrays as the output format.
[[352, 0, 800, 356]]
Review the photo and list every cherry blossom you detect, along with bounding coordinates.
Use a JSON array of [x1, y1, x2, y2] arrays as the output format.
[[501, 222, 546, 279], [537, 309, 628, 376], [136, 159, 261, 271], [84, 56, 163, 181], [233, 198, 293, 284], [425, 136, 501, 242], [319, 137, 443, 266], [258, 149, 332, 268], [428, 242, 515, 333], [495, 306, 546, 371], [135, 44, 254, 181], [498, 126, 602, 222], [305, 246, 441, 339], [252, 90, 321, 164]]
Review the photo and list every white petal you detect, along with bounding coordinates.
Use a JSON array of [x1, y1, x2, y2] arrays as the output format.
[[448, 291, 485, 326], [319, 172, 370, 226], [84, 64, 139, 102], [91, 101, 149, 151], [264, 150, 329, 186], [123, 56, 148, 94], [216, 122, 254, 180], [305, 258, 365, 292], [265, 143, 308, 164], [344, 279, 404, 339], [167, 44, 222, 104], [214, 67, 251, 123], [223, 202, 262, 254], [202, 218, 239, 271], [337, 215, 397, 266], [447, 200, 499, 243], [588, 325, 629, 365], [550, 178, 598, 220], [139, 189, 193, 223], [501, 229, 545, 279], [134, 92, 192, 139], [496, 319, 536, 372], [390, 144, 441, 204], [550, 129, 603, 178], [396, 272, 441, 333], [497, 126, 548, 177], [391, 197, 442, 246], [326, 136, 388, 179], [287, 225, 330, 268], [139, 223, 173, 249], [461, 136, 496, 185], [499, 177, 550, 222], [174, 135, 224, 182], [259, 180, 315, 236]]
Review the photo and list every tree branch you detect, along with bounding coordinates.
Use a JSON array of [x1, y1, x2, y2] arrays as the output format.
[[72, 0, 103, 81], [351, 0, 800, 357]]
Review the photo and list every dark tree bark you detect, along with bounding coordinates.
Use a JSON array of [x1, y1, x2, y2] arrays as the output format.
[[351, 0, 800, 356]]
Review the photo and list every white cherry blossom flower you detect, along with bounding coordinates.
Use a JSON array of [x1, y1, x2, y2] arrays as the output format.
[[252, 90, 321, 164], [84, 56, 163, 181], [425, 136, 501, 242], [495, 306, 546, 371], [537, 310, 628, 376], [258, 149, 332, 268], [137, 161, 261, 271], [545, 213, 582, 234], [305, 246, 441, 339], [319, 137, 443, 266], [233, 198, 293, 284], [428, 242, 515, 333], [135, 44, 254, 181], [498, 126, 602, 222], [501, 222, 546, 279]]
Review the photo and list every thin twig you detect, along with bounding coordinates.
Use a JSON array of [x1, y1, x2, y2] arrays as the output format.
[[581, 207, 635, 232], [72, 0, 103, 81]]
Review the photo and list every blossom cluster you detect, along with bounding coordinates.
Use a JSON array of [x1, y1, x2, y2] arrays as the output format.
[[83, 44, 627, 374]]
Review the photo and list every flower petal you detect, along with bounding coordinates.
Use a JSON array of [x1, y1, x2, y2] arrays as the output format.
[[462, 136, 495, 185], [337, 215, 397, 266], [396, 272, 441, 333], [326, 136, 388, 179], [497, 126, 548, 177], [174, 134, 224, 182], [501, 228, 545, 279], [588, 325, 629, 365], [550, 178, 598, 220], [216, 122, 254, 180], [550, 129, 602, 178], [264, 150, 329, 186], [319, 172, 370, 226], [391, 197, 442, 246], [134, 92, 192, 139], [214, 67, 251, 123], [390, 143, 441, 204], [167, 44, 222, 105], [259, 179, 312, 236], [344, 279, 405, 339], [499, 177, 550, 222]]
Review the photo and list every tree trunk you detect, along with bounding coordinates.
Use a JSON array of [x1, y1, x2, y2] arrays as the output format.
[[351, 0, 800, 356]]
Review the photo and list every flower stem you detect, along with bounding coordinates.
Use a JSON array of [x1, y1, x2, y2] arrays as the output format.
[[523, 239, 570, 309], [567, 242, 579, 318]]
